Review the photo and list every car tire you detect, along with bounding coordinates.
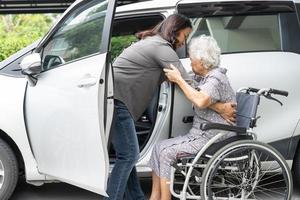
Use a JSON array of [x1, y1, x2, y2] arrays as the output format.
[[293, 144, 300, 185], [0, 138, 18, 200]]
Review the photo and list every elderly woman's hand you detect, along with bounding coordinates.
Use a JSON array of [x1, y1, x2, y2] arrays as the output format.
[[220, 102, 237, 125], [163, 64, 183, 83]]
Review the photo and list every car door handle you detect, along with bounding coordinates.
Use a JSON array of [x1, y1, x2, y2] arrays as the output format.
[[77, 77, 97, 88]]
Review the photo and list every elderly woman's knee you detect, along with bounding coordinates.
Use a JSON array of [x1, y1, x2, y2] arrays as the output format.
[[160, 147, 176, 161]]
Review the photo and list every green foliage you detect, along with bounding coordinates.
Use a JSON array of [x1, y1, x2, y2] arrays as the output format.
[[0, 14, 54, 61], [111, 35, 137, 61], [0, 13, 138, 63], [0, 37, 32, 61]]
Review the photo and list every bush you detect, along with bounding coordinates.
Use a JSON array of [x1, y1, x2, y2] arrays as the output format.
[[0, 37, 34, 61], [0, 14, 54, 62]]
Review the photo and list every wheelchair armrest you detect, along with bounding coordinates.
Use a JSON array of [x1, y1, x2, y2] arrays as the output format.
[[200, 122, 247, 133]]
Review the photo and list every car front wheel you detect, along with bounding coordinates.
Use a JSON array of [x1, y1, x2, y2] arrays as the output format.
[[0, 138, 18, 200]]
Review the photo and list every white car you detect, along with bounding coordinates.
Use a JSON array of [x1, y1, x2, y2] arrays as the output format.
[[0, 0, 300, 199]]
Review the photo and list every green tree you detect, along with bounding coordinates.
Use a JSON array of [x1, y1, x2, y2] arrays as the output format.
[[111, 35, 137, 61], [0, 14, 55, 61]]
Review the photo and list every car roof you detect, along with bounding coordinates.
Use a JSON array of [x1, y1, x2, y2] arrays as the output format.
[[179, 0, 293, 3], [116, 0, 178, 13], [116, 0, 295, 14]]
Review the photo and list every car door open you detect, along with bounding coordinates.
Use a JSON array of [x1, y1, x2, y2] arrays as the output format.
[[23, 0, 116, 196]]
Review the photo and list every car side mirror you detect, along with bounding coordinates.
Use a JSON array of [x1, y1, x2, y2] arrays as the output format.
[[20, 53, 42, 86], [43, 55, 65, 70]]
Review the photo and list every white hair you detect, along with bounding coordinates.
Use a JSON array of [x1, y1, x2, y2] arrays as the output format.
[[188, 35, 221, 70]]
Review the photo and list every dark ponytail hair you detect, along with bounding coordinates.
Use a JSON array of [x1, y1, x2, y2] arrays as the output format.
[[136, 14, 192, 49]]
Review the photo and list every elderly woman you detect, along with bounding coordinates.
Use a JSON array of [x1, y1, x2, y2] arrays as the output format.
[[148, 35, 236, 200]]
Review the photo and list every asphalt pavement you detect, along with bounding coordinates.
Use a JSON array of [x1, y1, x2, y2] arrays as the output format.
[[10, 178, 151, 200], [9, 177, 300, 200]]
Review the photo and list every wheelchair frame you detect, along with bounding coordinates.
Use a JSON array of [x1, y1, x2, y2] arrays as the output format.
[[169, 87, 293, 200]]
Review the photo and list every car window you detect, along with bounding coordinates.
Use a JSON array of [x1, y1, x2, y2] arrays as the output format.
[[41, 0, 108, 71], [110, 15, 164, 61], [189, 15, 281, 53], [111, 35, 137, 61], [279, 12, 300, 54], [179, 1, 300, 55]]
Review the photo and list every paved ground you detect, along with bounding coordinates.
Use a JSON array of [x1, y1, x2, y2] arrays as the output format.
[[9, 177, 300, 200], [10, 178, 152, 200]]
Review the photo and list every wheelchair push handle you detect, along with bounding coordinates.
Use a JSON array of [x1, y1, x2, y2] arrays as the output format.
[[247, 87, 259, 93], [246, 87, 288, 97], [257, 88, 288, 106], [239, 87, 288, 106], [257, 88, 288, 96], [269, 88, 289, 97]]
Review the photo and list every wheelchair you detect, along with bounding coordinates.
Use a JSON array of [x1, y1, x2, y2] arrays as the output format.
[[170, 87, 293, 200]]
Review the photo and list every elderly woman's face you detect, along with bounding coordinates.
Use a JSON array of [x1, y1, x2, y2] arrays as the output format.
[[176, 27, 192, 49], [190, 57, 206, 76]]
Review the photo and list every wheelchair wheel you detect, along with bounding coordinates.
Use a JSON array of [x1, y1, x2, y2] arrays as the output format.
[[200, 140, 293, 200]]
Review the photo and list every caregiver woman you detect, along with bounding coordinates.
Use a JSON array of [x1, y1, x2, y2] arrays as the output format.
[[106, 14, 235, 200]]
